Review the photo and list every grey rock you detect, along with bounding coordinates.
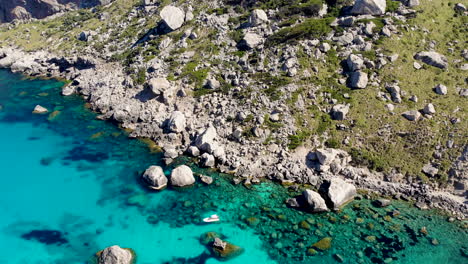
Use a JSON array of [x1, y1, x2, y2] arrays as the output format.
[[414, 51, 448, 69], [170, 165, 195, 187], [330, 104, 350, 120], [351, 0, 386, 16], [200, 175, 213, 185], [374, 199, 391, 207], [187, 146, 200, 157], [166, 111, 186, 133], [321, 178, 357, 210], [303, 189, 329, 213], [195, 125, 217, 152], [205, 78, 220, 90], [239, 33, 263, 50], [348, 71, 368, 89], [200, 153, 215, 167], [142, 165, 168, 190], [434, 84, 447, 95], [347, 54, 364, 71], [148, 78, 170, 95], [422, 163, 438, 177], [98, 245, 133, 264], [423, 103, 436, 115], [62, 85, 75, 96], [249, 9, 268, 27], [160, 5, 185, 31], [402, 110, 421, 121], [454, 3, 466, 12], [213, 238, 227, 250]]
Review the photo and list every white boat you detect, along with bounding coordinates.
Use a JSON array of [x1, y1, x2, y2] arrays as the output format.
[[203, 214, 220, 223]]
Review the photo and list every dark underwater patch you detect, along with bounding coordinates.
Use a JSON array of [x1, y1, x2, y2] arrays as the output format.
[[63, 145, 109, 163], [21, 230, 68, 245]]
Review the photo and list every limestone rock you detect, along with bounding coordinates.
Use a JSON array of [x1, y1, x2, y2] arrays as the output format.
[[142, 166, 167, 190], [200, 153, 215, 167], [170, 165, 195, 187], [148, 78, 170, 95], [249, 9, 268, 27], [195, 125, 217, 152], [347, 54, 364, 72], [330, 104, 350, 120], [239, 33, 263, 50], [160, 5, 185, 31], [402, 110, 421, 121], [423, 103, 436, 115], [414, 51, 448, 69], [303, 189, 329, 213], [187, 146, 200, 157], [434, 84, 447, 95], [321, 178, 356, 210], [98, 245, 134, 264], [351, 0, 386, 16], [348, 71, 368, 89], [166, 111, 186, 133]]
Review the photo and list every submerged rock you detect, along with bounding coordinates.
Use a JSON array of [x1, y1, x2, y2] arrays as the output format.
[[312, 237, 332, 251], [142, 165, 167, 190], [170, 165, 195, 187], [211, 238, 244, 260], [33, 105, 48, 114], [97, 245, 134, 264]]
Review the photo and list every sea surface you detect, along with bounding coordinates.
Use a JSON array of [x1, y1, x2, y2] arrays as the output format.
[[0, 68, 466, 264]]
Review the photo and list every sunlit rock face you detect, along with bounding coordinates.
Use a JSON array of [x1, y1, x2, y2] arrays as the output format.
[[0, 0, 113, 23]]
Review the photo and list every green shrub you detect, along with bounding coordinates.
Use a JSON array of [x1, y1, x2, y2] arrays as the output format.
[[288, 130, 311, 149], [267, 17, 334, 45], [386, 0, 400, 12]]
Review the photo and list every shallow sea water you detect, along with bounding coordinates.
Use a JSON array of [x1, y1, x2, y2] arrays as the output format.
[[0, 69, 466, 264]]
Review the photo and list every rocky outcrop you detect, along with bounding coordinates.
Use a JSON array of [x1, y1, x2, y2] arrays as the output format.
[[170, 165, 195, 187], [97, 245, 134, 264], [239, 33, 263, 50], [249, 9, 268, 27], [351, 0, 386, 16], [348, 71, 368, 89], [320, 178, 357, 210], [165, 111, 186, 133], [0, 0, 114, 23], [330, 104, 350, 120], [142, 166, 167, 190]]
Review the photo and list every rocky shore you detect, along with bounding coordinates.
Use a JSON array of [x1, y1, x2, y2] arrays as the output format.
[[0, 0, 466, 218], [1, 45, 465, 218]]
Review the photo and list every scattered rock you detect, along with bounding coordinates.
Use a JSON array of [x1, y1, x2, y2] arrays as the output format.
[[422, 163, 438, 177], [374, 199, 391, 207], [249, 9, 268, 27], [312, 237, 332, 251], [148, 78, 170, 95], [348, 71, 368, 89], [187, 146, 200, 157], [200, 175, 213, 185], [330, 104, 350, 120], [414, 51, 448, 69], [402, 110, 421, 121], [170, 165, 195, 187], [200, 153, 215, 167], [142, 165, 168, 190], [434, 84, 447, 95], [239, 33, 263, 50], [423, 103, 436, 115], [166, 111, 186, 133], [347, 54, 364, 71]]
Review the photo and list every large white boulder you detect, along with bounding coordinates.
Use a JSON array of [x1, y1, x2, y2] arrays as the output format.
[[239, 33, 263, 50], [98, 245, 134, 264], [166, 111, 186, 133], [195, 125, 217, 152], [142, 166, 167, 190], [160, 5, 185, 31], [249, 9, 268, 27], [348, 71, 368, 89], [321, 178, 356, 210], [351, 0, 386, 15], [170, 165, 195, 187], [148, 78, 170, 95], [302, 189, 329, 213]]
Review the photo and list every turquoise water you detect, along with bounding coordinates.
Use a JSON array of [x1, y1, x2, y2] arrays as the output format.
[[0, 68, 466, 264]]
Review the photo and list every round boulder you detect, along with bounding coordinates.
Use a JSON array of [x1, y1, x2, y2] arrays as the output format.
[[97, 245, 134, 264], [142, 165, 167, 190], [170, 165, 195, 187]]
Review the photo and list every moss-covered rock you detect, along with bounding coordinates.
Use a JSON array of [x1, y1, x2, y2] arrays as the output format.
[[312, 237, 332, 251]]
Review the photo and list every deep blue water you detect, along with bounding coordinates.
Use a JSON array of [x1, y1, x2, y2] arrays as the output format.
[[0, 69, 466, 264]]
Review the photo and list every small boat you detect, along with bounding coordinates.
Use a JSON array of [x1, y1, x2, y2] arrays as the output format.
[[203, 214, 220, 223]]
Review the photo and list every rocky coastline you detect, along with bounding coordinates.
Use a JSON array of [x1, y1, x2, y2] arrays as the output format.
[[0, 45, 466, 218]]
